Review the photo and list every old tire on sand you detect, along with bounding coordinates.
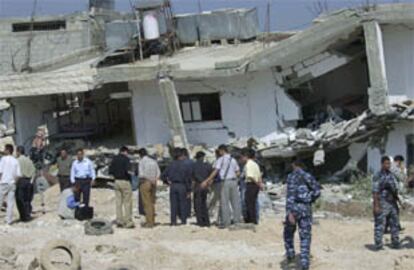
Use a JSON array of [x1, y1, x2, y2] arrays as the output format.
[[84, 218, 113, 236], [107, 265, 136, 270], [40, 239, 81, 270]]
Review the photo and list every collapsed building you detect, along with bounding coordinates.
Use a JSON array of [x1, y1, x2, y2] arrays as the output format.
[[0, 1, 413, 177]]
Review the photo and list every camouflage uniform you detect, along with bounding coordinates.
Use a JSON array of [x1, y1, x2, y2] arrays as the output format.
[[284, 168, 321, 270], [372, 170, 400, 248]]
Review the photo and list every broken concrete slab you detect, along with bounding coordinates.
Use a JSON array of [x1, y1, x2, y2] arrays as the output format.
[[158, 76, 189, 148], [363, 20, 390, 115], [257, 99, 414, 158]]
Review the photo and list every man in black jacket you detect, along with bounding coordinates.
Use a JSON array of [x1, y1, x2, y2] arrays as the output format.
[[109, 146, 134, 228]]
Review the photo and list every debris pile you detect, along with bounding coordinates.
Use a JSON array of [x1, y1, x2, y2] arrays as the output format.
[[235, 100, 414, 158], [40, 100, 413, 183]]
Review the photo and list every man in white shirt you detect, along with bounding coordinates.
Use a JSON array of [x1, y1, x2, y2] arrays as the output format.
[[0, 144, 21, 225], [204, 144, 242, 228], [70, 148, 96, 207]]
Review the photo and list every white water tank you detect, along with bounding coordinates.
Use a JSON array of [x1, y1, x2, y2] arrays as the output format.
[[143, 13, 160, 40]]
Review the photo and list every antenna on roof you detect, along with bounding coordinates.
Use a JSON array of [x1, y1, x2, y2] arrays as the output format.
[[197, 0, 202, 14]]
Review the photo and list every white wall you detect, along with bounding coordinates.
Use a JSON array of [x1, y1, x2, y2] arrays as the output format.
[[382, 25, 414, 99], [130, 70, 300, 146], [367, 122, 414, 173], [12, 95, 57, 146], [130, 80, 170, 146], [366, 25, 414, 172]]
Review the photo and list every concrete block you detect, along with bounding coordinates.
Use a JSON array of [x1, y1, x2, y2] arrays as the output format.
[[281, 67, 293, 77], [293, 62, 304, 72]]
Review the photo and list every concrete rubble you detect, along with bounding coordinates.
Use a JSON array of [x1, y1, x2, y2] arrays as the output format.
[[237, 100, 414, 159], [41, 99, 413, 183]]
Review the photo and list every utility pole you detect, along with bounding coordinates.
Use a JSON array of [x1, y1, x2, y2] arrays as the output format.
[[264, 0, 271, 47]]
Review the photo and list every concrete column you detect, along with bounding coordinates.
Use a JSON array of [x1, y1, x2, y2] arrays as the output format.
[[363, 20, 390, 115], [158, 76, 188, 148]]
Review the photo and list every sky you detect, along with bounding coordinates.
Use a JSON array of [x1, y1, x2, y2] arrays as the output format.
[[0, 0, 412, 31]]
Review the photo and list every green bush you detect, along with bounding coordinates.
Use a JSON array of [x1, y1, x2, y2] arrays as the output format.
[[343, 175, 373, 202]]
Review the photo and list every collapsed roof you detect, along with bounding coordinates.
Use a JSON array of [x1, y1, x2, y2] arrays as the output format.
[[256, 100, 414, 159]]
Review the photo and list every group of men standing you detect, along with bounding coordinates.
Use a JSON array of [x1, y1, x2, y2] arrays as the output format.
[[161, 144, 264, 228], [2, 139, 412, 270], [0, 144, 36, 224]]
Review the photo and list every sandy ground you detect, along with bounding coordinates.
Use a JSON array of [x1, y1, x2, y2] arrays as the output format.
[[0, 186, 413, 270]]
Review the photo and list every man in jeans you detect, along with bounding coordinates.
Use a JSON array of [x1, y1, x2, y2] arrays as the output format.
[[0, 144, 21, 225], [138, 148, 160, 228], [204, 144, 241, 228], [109, 146, 134, 228]]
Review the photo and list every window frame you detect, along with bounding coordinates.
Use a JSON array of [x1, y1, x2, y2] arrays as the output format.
[[179, 93, 222, 123], [12, 20, 67, 33]]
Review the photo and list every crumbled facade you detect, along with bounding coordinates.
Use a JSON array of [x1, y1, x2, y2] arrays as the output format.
[[0, 3, 412, 175]]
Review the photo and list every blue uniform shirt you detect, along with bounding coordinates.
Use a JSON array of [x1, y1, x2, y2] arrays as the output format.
[[161, 160, 192, 192], [286, 168, 320, 215], [372, 170, 398, 204]]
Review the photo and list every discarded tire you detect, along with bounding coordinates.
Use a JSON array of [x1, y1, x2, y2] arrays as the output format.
[[40, 239, 81, 270], [84, 218, 113, 236], [107, 265, 136, 270]]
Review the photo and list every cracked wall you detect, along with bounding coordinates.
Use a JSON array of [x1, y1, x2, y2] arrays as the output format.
[[0, 14, 104, 74], [129, 70, 298, 146], [367, 23, 414, 172]]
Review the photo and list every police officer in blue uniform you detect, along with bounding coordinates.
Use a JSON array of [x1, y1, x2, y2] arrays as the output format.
[[372, 156, 400, 250], [284, 160, 321, 270]]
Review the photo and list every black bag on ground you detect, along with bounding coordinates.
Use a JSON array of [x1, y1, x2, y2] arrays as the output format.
[[75, 206, 94, 221]]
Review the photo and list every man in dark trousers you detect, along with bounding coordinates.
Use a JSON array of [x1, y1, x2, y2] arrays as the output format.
[[56, 148, 73, 192], [70, 148, 96, 207], [240, 148, 263, 224], [372, 156, 400, 250], [109, 146, 134, 228], [161, 148, 192, 226], [181, 148, 193, 219], [192, 151, 212, 227], [15, 146, 36, 222]]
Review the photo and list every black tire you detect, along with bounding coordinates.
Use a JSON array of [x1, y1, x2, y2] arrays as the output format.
[[84, 218, 113, 236], [39, 239, 81, 270], [107, 265, 136, 270]]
